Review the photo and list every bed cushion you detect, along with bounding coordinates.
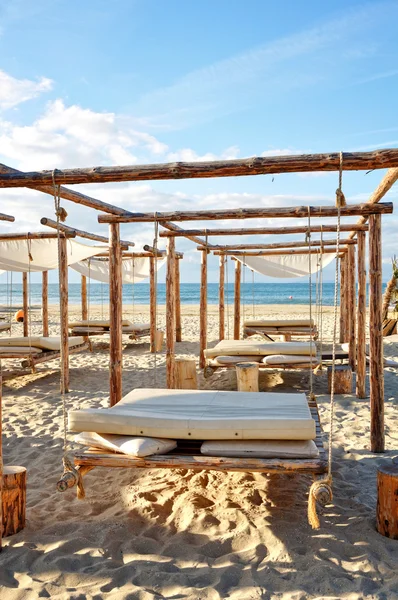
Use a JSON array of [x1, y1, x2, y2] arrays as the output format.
[[69, 319, 132, 329], [0, 336, 85, 350], [71, 326, 107, 333], [211, 355, 262, 365], [201, 439, 319, 458], [0, 323, 11, 332], [262, 354, 319, 365], [0, 346, 43, 355], [74, 432, 176, 457], [204, 340, 316, 359], [244, 319, 314, 328], [68, 389, 316, 441], [123, 323, 151, 333]]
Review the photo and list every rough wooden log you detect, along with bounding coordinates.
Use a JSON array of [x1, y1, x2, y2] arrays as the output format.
[[234, 260, 241, 340], [236, 362, 259, 392], [199, 250, 208, 369], [22, 272, 28, 337], [109, 223, 123, 406], [0, 377, 2, 550], [369, 214, 384, 452], [219, 255, 225, 340], [175, 256, 182, 342], [154, 329, 164, 352], [0, 231, 75, 240], [376, 463, 398, 539], [161, 221, 214, 249], [149, 257, 156, 353], [166, 237, 176, 387], [2, 466, 26, 537], [213, 248, 347, 256], [159, 224, 369, 237], [42, 271, 49, 337], [3, 150, 398, 188], [40, 217, 134, 246], [174, 359, 198, 390], [81, 275, 88, 321], [348, 246, 357, 371], [98, 203, 394, 224], [0, 212, 15, 222], [356, 231, 367, 398], [339, 255, 347, 343], [59, 236, 70, 393], [328, 365, 352, 394], [200, 238, 357, 251]]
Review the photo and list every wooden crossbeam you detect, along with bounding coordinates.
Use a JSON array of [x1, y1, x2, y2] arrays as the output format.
[[199, 238, 356, 251], [40, 217, 135, 247], [159, 224, 369, 237], [161, 221, 216, 249], [0, 231, 75, 240], [0, 212, 15, 222], [213, 248, 346, 256]]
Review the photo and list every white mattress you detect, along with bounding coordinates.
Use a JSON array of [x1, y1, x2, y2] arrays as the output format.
[[204, 340, 316, 359], [201, 439, 319, 458], [0, 346, 43, 355], [0, 323, 11, 332], [0, 336, 85, 350], [69, 319, 132, 328], [68, 388, 316, 441], [123, 323, 151, 333], [244, 319, 314, 328]]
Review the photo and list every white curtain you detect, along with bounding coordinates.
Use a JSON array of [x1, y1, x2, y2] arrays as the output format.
[[71, 256, 166, 284], [235, 253, 335, 278], [0, 239, 105, 272]]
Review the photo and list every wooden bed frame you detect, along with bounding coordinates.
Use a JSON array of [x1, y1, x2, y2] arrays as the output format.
[[244, 326, 318, 341]]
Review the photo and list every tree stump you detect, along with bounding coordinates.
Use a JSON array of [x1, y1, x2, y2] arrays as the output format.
[[2, 466, 27, 537], [376, 463, 398, 539], [154, 329, 164, 352], [174, 359, 198, 389], [236, 362, 259, 392], [328, 365, 352, 394]]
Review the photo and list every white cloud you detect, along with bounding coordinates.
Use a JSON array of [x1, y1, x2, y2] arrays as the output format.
[[167, 145, 240, 162], [0, 70, 52, 110], [261, 148, 304, 157]]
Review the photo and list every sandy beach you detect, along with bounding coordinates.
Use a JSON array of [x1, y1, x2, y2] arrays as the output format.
[[0, 303, 397, 599]]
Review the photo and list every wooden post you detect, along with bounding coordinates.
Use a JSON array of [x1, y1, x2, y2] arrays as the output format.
[[234, 259, 241, 340], [109, 223, 123, 406], [59, 236, 69, 393], [175, 257, 182, 342], [339, 255, 346, 343], [166, 237, 176, 387], [219, 255, 225, 340], [154, 329, 164, 352], [348, 246, 356, 371], [1, 466, 27, 537], [199, 250, 208, 369], [356, 231, 367, 398], [0, 373, 2, 551], [328, 365, 352, 394], [42, 271, 49, 337], [174, 359, 198, 389], [369, 214, 384, 452], [81, 275, 88, 320], [22, 272, 28, 337], [149, 257, 156, 353], [376, 463, 398, 539], [236, 363, 259, 392]]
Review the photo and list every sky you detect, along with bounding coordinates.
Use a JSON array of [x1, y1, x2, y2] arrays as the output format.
[[0, 0, 397, 285]]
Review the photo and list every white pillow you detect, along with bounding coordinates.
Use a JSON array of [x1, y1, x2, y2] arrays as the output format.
[[262, 354, 319, 365], [201, 439, 319, 458], [74, 432, 176, 457], [213, 355, 262, 365]]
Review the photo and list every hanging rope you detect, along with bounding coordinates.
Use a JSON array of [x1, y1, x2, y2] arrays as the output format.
[[242, 256, 246, 325], [252, 269, 255, 318], [225, 257, 230, 339], [26, 235, 34, 366], [307, 209, 315, 402], [308, 152, 343, 529], [152, 213, 159, 386]]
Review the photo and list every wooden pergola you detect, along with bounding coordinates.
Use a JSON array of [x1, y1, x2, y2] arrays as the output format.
[[0, 151, 397, 454]]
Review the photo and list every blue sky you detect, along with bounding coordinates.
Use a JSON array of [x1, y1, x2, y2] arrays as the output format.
[[0, 0, 397, 284]]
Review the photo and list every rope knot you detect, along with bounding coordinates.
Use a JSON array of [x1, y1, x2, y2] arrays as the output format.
[[335, 188, 346, 208], [55, 206, 68, 222], [308, 476, 333, 529], [62, 455, 86, 500]]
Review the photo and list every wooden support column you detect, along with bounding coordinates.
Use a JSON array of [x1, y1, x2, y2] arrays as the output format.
[[81, 275, 88, 320], [149, 257, 156, 353], [0, 374, 2, 551], [199, 250, 208, 369], [166, 237, 176, 387], [175, 257, 182, 342], [356, 231, 367, 398], [109, 223, 123, 406], [369, 214, 384, 452], [219, 255, 225, 340], [234, 259, 241, 340], [59, 236, 69, 393], [22, 272, 28, 337], [339, 255, 346, 343], [42, 271, 49, 337], [348, 245, 356, 371]]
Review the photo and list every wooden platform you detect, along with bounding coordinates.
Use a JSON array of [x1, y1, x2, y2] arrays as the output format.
[[1, 342, 89, 379]]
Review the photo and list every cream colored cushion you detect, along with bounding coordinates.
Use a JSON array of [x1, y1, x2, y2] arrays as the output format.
[[212, 355, 262, 366], [0, 323, 11, 332], [123, 323, 151, 333], [0, 346, 43, 355], [262, 354, 319, 365], [0, 336, 85, 350], [74, 432, 176, 457], [69, 319, 132, 329], [201, 439, 319, 458], [204, 340, 316, 359], [244, 319, 314, 328], [69, 389, 315, 441], [71, 326, 106, 333]]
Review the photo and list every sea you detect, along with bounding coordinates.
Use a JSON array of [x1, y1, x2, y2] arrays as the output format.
[[0, 282, 387, 307]]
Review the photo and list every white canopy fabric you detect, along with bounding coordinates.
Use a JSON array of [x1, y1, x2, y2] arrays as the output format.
[[0, 239, 105, 272], [71, 256, 166, 284], [235, 253, 336, 279]]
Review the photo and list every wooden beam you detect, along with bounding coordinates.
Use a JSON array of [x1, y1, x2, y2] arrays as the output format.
[[356, 231, 367, 399], [166, 237, 176, 387], [42, 271, 49, 337], [3, 149, 398, 187], [199, 250, 208, 369], [59, 236, 69, 393], [160, 224, 369, 237], [369, 214, 384, 452], [40, 217, 134, 247], [175, 256, 182, 342], [22, 272, 28, 337], [213, 248, 346, 256], [0, 212, 15, 222], [0, 369, 3, 551], [149, 257, 156, 353], [0, 232, 75, 240], [98, 202, 394, 224], [347, 245, 356, 371], [339, 255, 347, 343], [198, 238, 357, 251], [161, 221, 215, 249], [219, 255, 225, 341], [109, 223, 123, 406], [234, 260, 241, 340]]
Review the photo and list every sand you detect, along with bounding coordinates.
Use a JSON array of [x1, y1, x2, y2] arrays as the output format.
[[0, 303, 397, 600]]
